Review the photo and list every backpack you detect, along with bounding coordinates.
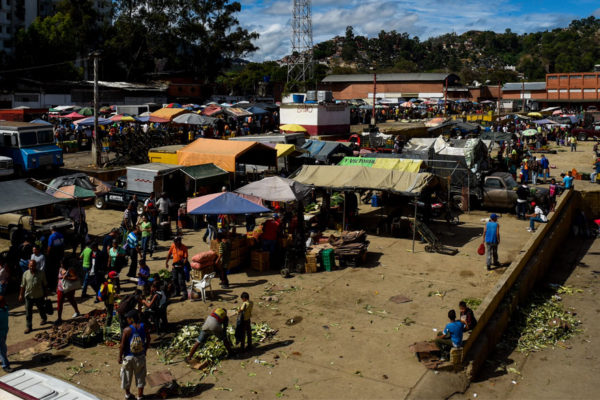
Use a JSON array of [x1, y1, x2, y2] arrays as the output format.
[[98, 281, 109, 302], [129, 325, 145, 355]]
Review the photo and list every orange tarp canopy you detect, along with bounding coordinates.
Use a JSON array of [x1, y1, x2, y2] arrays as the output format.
[[150, 108, 188, 121], [177, 138, 277, 172]]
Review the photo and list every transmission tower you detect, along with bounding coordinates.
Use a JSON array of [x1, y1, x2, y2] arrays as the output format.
[[287, 0, 314, 86]]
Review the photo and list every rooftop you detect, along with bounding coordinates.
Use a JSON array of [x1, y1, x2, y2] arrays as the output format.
[[322, 73, 458, 83]]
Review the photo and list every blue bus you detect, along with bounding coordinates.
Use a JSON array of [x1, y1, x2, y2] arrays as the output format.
[[0, 121, 63, 173]]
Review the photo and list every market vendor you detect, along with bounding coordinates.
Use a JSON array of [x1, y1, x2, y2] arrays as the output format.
[[186, 308, 234, 362], [261, 213, 281, 266]]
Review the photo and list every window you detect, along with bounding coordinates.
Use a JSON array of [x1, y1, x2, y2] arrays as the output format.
[[485, 179, 503, 189], [14, 94, 39, 103], [18, 131, 37, 146], [547, 76, 558, 80], [36, 129, 54, 145]]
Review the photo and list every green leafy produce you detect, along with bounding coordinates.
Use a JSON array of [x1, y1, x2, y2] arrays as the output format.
[[158, 269, 172, 280], [160, 322, 277, 366], [331, 193, 344, 207], [462, 297, 482, 310], [507, 290, 582, 354]]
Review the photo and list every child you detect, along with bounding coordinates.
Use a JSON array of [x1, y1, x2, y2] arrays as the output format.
[[459, 301, 477, 331], [137, 260, 150, 295], [238, 292, 253, 351], [99, 271, 118, 327]]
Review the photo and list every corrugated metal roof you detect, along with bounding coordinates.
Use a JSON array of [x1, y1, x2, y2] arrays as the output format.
[[322, 73, 453, 83], [502, 82, 546, 91]]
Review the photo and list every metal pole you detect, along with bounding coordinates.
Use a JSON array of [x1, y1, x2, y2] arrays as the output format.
[[342, 191, 346, 231], [91, 51, 101, 167], [371, 72, 377, 126], [444, 77, 448, 117], [412, 200, 417, 253]]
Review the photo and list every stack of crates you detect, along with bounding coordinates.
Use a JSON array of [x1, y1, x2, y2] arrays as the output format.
[[305, 253, 318, 273], [251, 250, 270, 271], [321, 249, 336, 272]]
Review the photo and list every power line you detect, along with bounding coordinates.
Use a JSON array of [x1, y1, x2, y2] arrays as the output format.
[[0, 57, 87, 74]]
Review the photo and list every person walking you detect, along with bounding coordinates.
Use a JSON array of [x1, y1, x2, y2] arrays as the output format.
[[165, 237, 188, 301], [203, 214, 217, 243], [46, 226, 65, 289], [0, 295, 11, 372], [540, 154, 550, 183], [569, 135, 577, 152], [79, 242, 93, 297], [30, 245, 46, 274], [126, 227, 141, 279], [139, 215, 152, 261], [55, 261, 81, 325], [119, 310, 150, 400], [19, 260, 48, 333], [482, 214, 500, 271]]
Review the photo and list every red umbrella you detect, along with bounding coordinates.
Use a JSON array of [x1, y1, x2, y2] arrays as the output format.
[[61, 112, 85, 119]]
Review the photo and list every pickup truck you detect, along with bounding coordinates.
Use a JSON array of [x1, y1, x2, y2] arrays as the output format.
[[452, 172, 549, 211], [0, 211, 72, 241], [94, 176, 149, 215], [571, 126, 600, 141]]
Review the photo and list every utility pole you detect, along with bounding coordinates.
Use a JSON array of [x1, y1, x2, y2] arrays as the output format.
[[91, 51, 101, 167], [371, 72, 377, 127]]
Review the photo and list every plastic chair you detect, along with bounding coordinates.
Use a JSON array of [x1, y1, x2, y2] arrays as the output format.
[[191, 272, 216, 302]]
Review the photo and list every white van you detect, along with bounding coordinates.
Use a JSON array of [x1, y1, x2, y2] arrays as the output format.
[[0, 370, 100, 399]]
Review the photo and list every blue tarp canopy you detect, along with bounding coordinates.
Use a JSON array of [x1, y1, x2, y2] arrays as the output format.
[[187, 192, 270, 215], [247, 106, 269, 115], [301, 140, 353, 162], [74, 117, 112, 126]]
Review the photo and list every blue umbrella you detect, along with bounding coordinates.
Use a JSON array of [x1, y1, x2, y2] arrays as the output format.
[[74, 116, 112, 126], [187, 192, 270, 215], [247, 106, 269, 115]]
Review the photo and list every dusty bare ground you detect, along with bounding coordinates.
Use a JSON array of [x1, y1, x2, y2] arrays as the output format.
[[1, 203, 532, 399], [0, 139, 597, 399]]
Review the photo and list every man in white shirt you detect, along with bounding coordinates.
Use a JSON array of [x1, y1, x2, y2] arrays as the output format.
[[526, 201, 547, 232], [30, 246, 45, 273], [156, 192, 171, 224]]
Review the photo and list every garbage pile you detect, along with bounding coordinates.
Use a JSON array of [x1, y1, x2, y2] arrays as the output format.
[[508, 287, 582, 354], [160, 322, 277, 366], [34, 310, 106, 349]]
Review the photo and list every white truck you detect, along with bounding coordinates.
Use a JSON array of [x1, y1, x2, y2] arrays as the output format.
[[0, 369, 100, 399]]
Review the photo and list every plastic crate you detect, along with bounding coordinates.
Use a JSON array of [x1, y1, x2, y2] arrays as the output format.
[[71, 332, 102, 348], [321, 249, 336, 271]]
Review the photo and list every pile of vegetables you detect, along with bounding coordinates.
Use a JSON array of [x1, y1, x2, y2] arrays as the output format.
[[331, 192, 344, 207], [507, 288, 582, 354], [159, 322, 277, 365], [157, 269, 172, 280]]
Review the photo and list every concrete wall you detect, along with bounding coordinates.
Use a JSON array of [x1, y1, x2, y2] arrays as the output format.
[[463, 189, 577, 376]]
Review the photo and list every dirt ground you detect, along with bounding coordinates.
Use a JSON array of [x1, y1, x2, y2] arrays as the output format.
[[0, 139, 598, 399]]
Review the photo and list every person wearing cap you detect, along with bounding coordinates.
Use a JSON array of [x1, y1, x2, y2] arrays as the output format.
[[526, 202, 547, 232], [482, 214, 500, 271], [119, 310, 150, 400], [100, 271, 118, 326], [165, 237, 188, 301], [186, 308, 233, 362]]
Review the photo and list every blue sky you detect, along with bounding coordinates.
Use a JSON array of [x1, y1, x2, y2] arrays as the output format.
[[238, 0, 600, 61]]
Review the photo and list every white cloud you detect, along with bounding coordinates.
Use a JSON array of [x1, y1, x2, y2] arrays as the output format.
[[238, 0, 596, 61]]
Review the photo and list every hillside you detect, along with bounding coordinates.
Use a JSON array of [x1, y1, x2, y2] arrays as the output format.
[[310, 16, 600, 84]]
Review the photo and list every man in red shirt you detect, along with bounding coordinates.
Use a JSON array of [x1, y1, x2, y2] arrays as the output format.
[[261, 214, 280, 267]]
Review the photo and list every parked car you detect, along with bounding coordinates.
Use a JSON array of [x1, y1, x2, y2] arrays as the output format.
[[453, 172, 549, 211], [571, 126, 600, 141]]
